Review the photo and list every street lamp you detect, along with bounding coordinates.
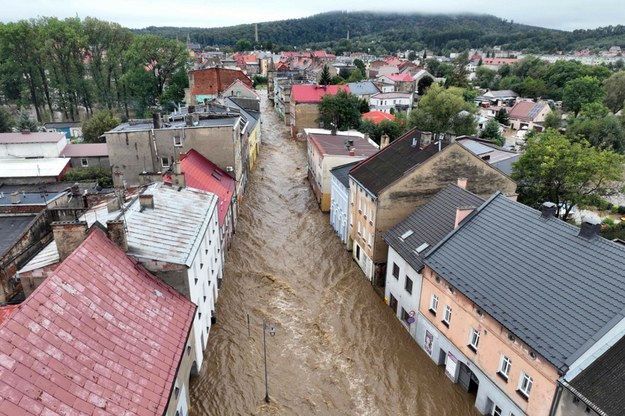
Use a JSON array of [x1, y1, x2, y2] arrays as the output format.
[[262, 319, 276, 403]]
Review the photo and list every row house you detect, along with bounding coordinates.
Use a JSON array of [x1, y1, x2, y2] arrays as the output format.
[[348, 128, 516, 286], [0, 228, 198, 415], [185, 67, 253, 105], [307, 130, 378, 212], [383, 183, 484, 341], [330, 161, 360, 247], [105, 107, 247, 199], [24, 183, 223, 373], [224, 97, 262, 174], [289, 84, 350, 138], [179, 149, 237, 255], [415, 195, 625, 415], [376, 73, 415, 93], [60, 143, 110, 170]]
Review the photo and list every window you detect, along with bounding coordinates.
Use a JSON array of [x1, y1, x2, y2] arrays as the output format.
[[468, 328, 480, 352], [173, 135, 182, 147], [200, 263, 204, 270], [518, 373, 533, 399], [401, 308, 411, 324], [404, 276, 413, 294], [368, 234, 372, 247], [194, 278, 198, 285], [429, 294, 438, 315], [498, 355, 512, 381], [80, 158, 88, 167], [442, 305, 452, 327], [389, 294, 398, 314], [161, 156, 170, 167], [186, 345, 191, 355], [174, 386, 180, 399], [392, 263, 400, 279], [357, 222, 361, 235], [492, 405, 502, 416]]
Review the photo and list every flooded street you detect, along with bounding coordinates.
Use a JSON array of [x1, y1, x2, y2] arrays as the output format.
[[189, 91, 479, 416]]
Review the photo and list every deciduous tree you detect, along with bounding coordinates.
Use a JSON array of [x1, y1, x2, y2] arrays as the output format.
[[318, 90, 361, 131], [562, 76, 604, 117], [82, 110, 120, 143], [603, 71, 625, 114], [512, 130, 625, 219]]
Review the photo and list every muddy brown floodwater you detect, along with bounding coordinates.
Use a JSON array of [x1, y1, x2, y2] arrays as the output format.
[[189, 91, 480, 416]]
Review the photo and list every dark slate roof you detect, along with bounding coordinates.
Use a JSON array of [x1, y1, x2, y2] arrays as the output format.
[[346, 81, 380, 96], [330, 161, 360, 188], [384, 184, 484, 272], [491, 154, 521, 176], [0, 215, 37, 255], [425, 193, 625, 371], [349, 128, 447, 196], [569, 336, 625, 415]]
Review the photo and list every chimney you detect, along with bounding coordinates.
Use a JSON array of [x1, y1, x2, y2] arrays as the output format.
[[152, 112, 161, 129], [107, 220, 128, 252], [540, 202, 557, 219], [185, 114, 193, 127], [454, 206, 475, 228], [380, 134, 390, 149], [10, 192, 20, 204], [71, 183, 81, 196], [457, 178, 468, 190], [579, 217, 601, 240], [107, 196, 120, 213], [506, 193, 518, 202], [188, 105, 195, 114], [139, 194, 154, 210], [52, 221, 88, 261], [348, 149, 356, 156], [179, 152, 188, 162]]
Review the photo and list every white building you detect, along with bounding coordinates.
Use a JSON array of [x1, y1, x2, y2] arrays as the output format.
[[330, 161, 359, 248], [369, 92, 413, 114], [80, 182, 223, 371], [0, 131, 67, 158]]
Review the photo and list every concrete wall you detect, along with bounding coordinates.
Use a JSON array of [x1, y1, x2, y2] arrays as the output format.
[[164, 323, 198, 416], [419, 266, 560, 415], [69, 156, 110, 170], [0, 140, 65, 158], [374, 144, 516, 264], [106, 123, 242, 189], [291, 103, 320, 136], [329, 176, 349, 246]]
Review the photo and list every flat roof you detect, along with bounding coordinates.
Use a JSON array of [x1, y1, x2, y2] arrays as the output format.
[[0, 132, 66, 144], [0, 158, 70, 178], [309, 133, 379, 157], [0, 190, 66, 206], [60, 143, 108, 157], [107, 116, 238, 133]]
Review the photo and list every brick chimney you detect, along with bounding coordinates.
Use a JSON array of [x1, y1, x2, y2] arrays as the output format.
[[107, 196, 120, 213], [139, 194, 154, 210], [106, 220, 128, 252], [454, 206, 475, 228], [52, 221, 88, 261], [506, 193, 519, 202], [380, 134, 390, 149], [457, 178, 468, 190]]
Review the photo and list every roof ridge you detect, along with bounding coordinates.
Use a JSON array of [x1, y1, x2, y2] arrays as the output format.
[[349, 127, 421, 174]]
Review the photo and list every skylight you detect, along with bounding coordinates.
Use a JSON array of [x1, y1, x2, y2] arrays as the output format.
[[415, 242, 430, 254], [400, 230, 414, 240]]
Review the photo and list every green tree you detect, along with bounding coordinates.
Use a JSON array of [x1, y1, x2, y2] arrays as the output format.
[[603, 71, 625, 113], [407, 51, 417, 61], [417, 76, 434, 95], [353, 59, 366, 74], [346, 69, 365, 83], [161, 67, 189, 107], [319, 64, 331, 86], [318, 90, 361, 131], [474, 66, 496, 89], [0, 107, 14, 132], [495, 108, 510, 126], [567, 103, 625, 153], [17, 111, 37, 131], [445, 52, 470, 88], [512, 130, 625, 219], [562, 76, 604, 117], [235, 38, 252, 52], [82, 110, 120, 143], [543, 109, 562, 130], [409, 84, 477, 137], [480, 119, 504, 146]]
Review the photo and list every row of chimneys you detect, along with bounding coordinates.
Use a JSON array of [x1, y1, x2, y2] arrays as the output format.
[[52, 193, 156, 261], [541, 201, 601, 239]]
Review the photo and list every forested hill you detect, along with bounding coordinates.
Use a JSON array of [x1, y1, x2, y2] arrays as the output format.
[[135, 11, 625, 55]]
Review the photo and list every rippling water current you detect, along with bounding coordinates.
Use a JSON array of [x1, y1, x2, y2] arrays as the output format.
[[189, 91, 479, 416]]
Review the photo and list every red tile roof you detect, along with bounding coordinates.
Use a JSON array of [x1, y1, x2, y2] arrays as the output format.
[[290, 84, 350, 104], [362, 111, 395, 124], [0, 228, 196, 416], [384, 73, 413, 82], [179, 149, 235, 225], [508, 101, 549, 122], [189, 67, 252, 96], [0, 305, 17, 325], [60, 143, 108, 158]]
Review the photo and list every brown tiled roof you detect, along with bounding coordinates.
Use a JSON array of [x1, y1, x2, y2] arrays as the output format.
[[0, 228, 196, 415]]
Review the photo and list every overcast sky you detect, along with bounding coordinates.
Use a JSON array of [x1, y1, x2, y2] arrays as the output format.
[[1, 1, 622, 32]]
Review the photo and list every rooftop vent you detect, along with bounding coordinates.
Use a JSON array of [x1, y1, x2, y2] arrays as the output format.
[[578, 217, 601, 240], [540, 202, 557, 219]]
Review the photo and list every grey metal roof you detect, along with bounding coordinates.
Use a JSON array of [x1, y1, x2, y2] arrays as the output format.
[[0, 215, 37, 255], [350, 128, 446, 196], [346, 81, 380, 96], [425, 193, 625, 371], [18, 240, 59, 273], [330, 161, 360, 188], [0, 191, 66, 206], [568, 335, 625, 415], [384, 184, 484, 272], [81, 183, 218, 267], [491, 154, 521, 176]]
